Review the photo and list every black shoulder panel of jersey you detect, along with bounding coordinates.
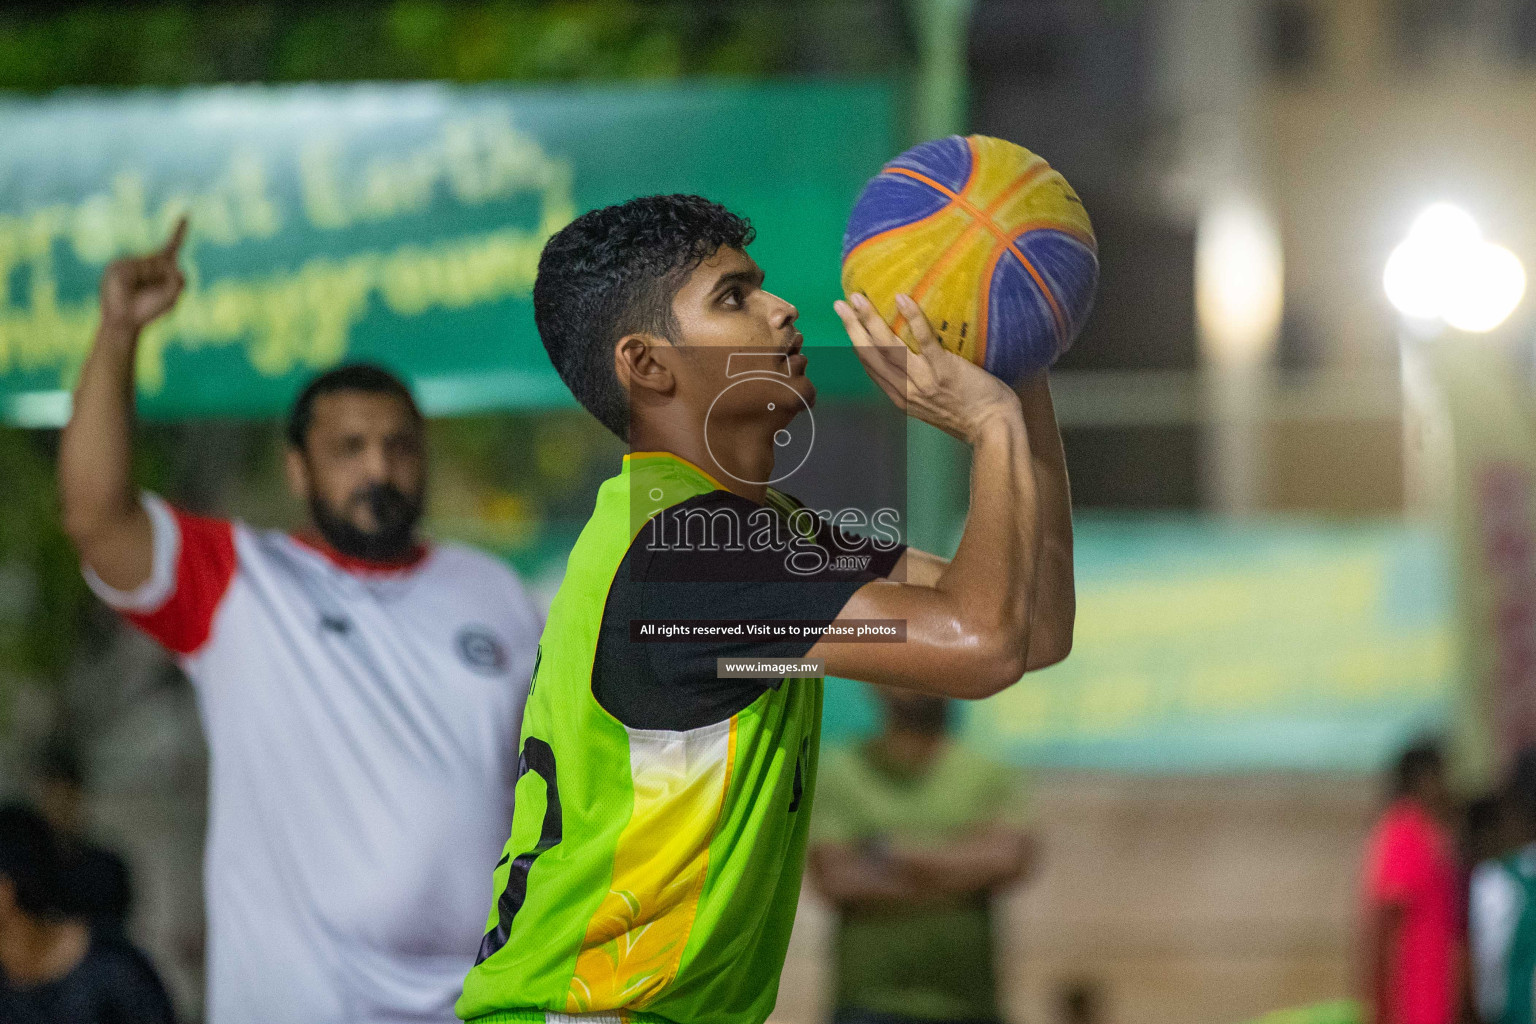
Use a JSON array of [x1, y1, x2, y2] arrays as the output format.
[[592, 490, 905, 731]]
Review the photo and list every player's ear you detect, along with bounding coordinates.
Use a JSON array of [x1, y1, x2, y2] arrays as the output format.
[[284, 446, 313, 502], [615, 332, 675, 398]]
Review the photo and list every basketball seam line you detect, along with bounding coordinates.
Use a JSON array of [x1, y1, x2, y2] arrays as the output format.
[[841, 193, 962, 268], [887, 151, 1061, 354], [841, 144, 979, 267], [884, 160, 1069, 346], [967, 169, 1075, 369], [891, 175, 1035, 355], [846, 142, 983, 355], [980, 222, 1097, 368]]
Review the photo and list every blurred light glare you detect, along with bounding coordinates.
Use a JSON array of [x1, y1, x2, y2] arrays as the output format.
[[1384, 204, 1526, 333], [1383, 242, 1444, 321], [1443, 243, 1526, 333], [1408, 203, 1482, 249], [1197, 201, 1284, 364]]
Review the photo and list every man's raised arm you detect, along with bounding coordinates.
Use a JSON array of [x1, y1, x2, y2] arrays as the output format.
[[59, 218, 186, 591], [810, 293, 1072, 699]]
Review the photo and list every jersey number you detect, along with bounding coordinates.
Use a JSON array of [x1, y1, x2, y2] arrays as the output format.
[[476, 736, 561, 964]]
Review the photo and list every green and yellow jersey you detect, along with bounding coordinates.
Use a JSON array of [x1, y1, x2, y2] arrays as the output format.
[[458, 452, 904, 1024]]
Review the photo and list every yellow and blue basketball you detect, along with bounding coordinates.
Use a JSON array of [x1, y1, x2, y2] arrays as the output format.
[[841, 135, 1098, 384]]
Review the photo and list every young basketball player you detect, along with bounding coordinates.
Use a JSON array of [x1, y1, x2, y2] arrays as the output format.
[[457, 194, 1073, 1024]]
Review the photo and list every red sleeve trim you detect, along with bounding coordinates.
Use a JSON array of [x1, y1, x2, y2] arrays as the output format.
[[125, 510, 238, 656]]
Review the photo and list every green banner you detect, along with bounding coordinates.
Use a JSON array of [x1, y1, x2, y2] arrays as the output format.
[[0, 82, 894, 425], [824, 516, 1454, 772]]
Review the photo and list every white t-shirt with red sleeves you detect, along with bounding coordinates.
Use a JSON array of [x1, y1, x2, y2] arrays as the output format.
[[85, 493, 542, 1024]]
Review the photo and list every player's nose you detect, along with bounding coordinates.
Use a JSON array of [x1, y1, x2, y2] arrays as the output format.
[[768, 292, 799, 330]]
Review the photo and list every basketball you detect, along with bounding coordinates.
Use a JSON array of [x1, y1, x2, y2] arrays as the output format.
[[841, 135, 1099, 385]]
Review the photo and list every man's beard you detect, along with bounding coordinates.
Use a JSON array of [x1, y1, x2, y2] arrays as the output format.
[[309, 482, 424, 562]]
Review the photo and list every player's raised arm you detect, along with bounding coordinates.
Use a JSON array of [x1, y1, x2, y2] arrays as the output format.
[[1011, 370, 1074, 669], [885, 371, 1075, 671], [59, 218, 187, 591], [811, 292, 1071, 699]]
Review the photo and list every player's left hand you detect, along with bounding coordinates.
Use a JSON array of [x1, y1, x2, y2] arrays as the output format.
[[835, 291, 1020, 443]]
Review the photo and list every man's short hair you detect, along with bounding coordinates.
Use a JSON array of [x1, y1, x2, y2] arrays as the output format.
[[0, 803, 62, 918], [533, 194, 756, 440], [287, 363, 422, 449]]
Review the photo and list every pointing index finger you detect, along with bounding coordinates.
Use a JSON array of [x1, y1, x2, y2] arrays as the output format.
[[161, 216, 189, 260]]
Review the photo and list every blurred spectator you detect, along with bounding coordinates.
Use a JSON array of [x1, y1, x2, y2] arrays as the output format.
[[808, 687, 1034, 1024], [1468, 749, 1536, 1024], [1361, 738, 1458, 1024], [0, 803, 174, 1024], [59, 238, 542, 1024], [31, 741, 133, 935]]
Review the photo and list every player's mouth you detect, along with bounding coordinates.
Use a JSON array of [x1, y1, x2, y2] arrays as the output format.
[[786, 331, 806, 373]]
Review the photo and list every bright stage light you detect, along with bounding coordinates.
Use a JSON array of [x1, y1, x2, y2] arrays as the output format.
[[1408, 203, 1481, 250], [1383, 240, 1444, 321], [1442, 243, 1526, 333], [1383, 204, 1526, 333]]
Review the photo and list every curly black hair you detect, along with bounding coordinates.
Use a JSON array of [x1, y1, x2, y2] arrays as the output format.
[[533, 194, 756, 440]]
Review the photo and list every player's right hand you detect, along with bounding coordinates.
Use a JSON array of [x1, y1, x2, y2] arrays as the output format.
[[100, 217, 188, 334], [835, 291, 1021, 443]]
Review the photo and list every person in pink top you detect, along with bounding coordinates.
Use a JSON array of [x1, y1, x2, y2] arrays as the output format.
[[1361, 738, 1461, 1024]]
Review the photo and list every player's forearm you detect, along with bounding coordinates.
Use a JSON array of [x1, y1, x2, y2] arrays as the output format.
[[931, 409, 1042, 692], [1015, 375, 1074, 669], [60, 321, 143, 544]]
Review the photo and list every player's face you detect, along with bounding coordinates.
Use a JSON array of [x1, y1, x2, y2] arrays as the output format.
[[667, 247, 813, 423], [286, 391, 426, 560]]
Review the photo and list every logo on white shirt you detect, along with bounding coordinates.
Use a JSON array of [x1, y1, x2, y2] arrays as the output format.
[[456, 626, 509, 675]]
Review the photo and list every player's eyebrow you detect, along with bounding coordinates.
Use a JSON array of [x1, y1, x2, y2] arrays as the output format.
[[709, 266, 765, 296]]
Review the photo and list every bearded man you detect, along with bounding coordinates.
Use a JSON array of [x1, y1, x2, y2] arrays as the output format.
[[58, 220, 543, 1024]]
